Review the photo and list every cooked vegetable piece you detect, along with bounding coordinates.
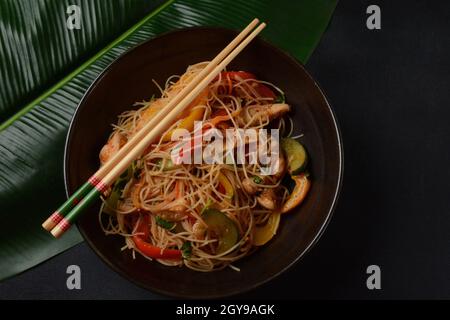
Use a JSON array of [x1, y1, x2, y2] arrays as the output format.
[[218, 173, 234, 199], [132, 216, 181, 259], [156, 158, 177, 171], [103, 164, 136, 214], [155, 216, 175, 230], [103, 191, 120, 215], [181, 241, 192, 259], [253, 213, 281, 246], [162, 90, 208, 141], [220, 71, 256, 81], [281, 138, 308, 175], [255, 83, 276, 99], [202, 208, 239, 254], [253, 176, 263, 184], [280, 174, 311, 214]]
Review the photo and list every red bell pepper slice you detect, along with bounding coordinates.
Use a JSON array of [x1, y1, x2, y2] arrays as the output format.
[[133, 215, 182, 260]]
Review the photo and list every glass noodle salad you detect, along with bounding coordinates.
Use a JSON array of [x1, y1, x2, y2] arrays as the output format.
[[99, 62, 311, 272]]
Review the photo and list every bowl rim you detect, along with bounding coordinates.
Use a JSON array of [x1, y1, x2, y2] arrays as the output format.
[[64, 26, 344, 299]]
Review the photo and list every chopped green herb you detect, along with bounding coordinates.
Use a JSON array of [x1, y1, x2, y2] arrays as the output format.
[[103, 190, 120, 215], [181, 241, 192, 259], [132, 161, 141, 179], [155, 216, 175, 230], [119, 169, 128, 180], [115, 163, 137, 190], [103, 164, 136, 214], [253, 176, 263, 184]]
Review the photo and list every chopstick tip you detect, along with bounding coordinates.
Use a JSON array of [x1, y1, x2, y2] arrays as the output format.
[[50, 228, 63, 238], [42, 212, 64, 232], [41, 222, 51, 232], [50, 218, 71, 238]]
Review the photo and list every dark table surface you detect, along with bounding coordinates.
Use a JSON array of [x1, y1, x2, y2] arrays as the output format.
[[1, 0, 449, 299]]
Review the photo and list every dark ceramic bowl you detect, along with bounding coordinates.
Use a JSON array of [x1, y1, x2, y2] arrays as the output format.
[[64, 27, 343, 298]]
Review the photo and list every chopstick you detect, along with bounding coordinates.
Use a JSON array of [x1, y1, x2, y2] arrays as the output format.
[[41, 18, 260, 232], [46, 20, 266, 238]]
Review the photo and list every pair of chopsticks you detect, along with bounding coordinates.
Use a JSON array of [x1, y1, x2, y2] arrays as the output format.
[[42, 18, 266, 238]]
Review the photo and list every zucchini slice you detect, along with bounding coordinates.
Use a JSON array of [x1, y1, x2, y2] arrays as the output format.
[[202, 208, 239, 254], [281, 138, 308, 175]]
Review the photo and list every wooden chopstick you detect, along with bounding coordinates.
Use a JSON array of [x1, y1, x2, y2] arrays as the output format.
[[42, 18, 260, 232], [48, 21, 266, 238]]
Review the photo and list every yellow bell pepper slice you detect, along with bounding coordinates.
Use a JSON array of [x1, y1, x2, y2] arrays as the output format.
[[253, 212, 281, 246], [280, 174, 311, 214], [162, 89, 208, 141], [218, 172, 234, 200], [162, 107, 205, 141]]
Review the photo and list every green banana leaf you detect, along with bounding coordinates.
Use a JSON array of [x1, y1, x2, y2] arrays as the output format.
[[0, 0, 166, 122], [0, 0, 337, 281]]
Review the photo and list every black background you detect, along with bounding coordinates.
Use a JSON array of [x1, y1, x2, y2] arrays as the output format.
[[1, 0, 449, 299]]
